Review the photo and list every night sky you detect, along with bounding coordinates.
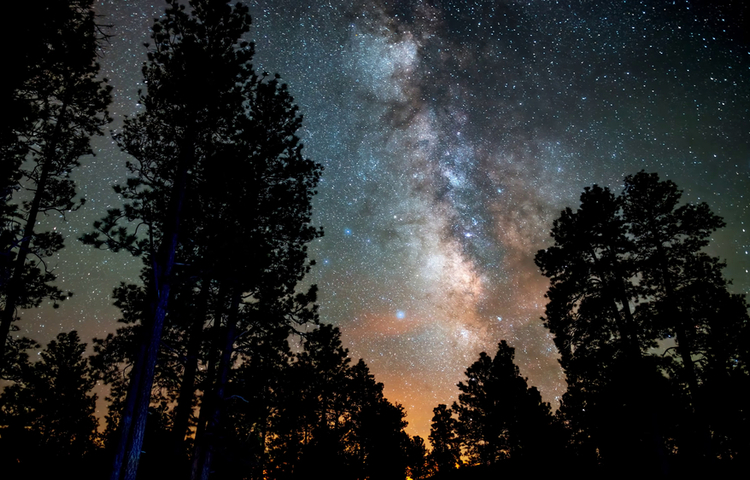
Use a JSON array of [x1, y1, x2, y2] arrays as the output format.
[[18, 0, 750, 440]]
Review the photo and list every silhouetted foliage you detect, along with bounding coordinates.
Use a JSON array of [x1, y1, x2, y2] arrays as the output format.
[[452, 341, 555, 466], [81, 1, 321, 478], [429, 404, 461, 473], [0, 0, 111, 376], [406, 435, 433, 480], [208, 324, 413, 480], [536, 171, 750, 470], [2, 1, 748, 476], [89, 273, 196, 448], [0, 331, 99, 477]]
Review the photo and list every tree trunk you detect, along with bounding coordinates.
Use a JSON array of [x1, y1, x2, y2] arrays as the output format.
[[189, 284, 228, 479], [590, 247, 641, 360], [110, 138, 193, 480], [192, 286, 242, 480], [0, 90, 70, 374], [108, 330, 147, 480], [654, 246, 711, 460], [655, 246, 700, 396], [171, 276, 212, 458], [591, 248, 670, 473]]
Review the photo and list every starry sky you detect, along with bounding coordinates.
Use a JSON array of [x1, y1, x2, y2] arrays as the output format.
[[19, 0, 750, 440]]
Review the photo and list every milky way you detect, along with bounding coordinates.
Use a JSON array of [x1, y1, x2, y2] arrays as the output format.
[[19, 1, 750, 440]]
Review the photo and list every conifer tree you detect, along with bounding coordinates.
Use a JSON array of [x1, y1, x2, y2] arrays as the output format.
[[622, 172, 725, 395], [428, 404, 461, 473], [226, 324, 411, 480], [0, 0, 111, 375], [82, 2, 322, 478], [536, 171, 749, 467], [0, 331, 99, 475], [452, 341, 553, 465]]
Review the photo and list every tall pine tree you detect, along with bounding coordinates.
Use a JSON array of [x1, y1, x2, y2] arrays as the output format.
[[536, 171, 749, 468], [82, 2, 321, 478], [0, 0, 111, 375]]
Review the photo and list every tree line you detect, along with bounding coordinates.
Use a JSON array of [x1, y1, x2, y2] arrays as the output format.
[[1, 2, 427, 479], [426, 172, 749, 478], [1, 1, 748, 479]]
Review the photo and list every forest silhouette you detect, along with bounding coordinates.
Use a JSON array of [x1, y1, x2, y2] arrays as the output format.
[[1, 1, 748, 479]]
